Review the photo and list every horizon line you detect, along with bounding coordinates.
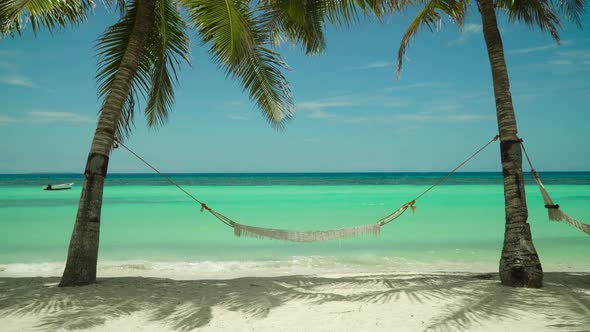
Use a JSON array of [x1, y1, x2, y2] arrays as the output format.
[[2, 170, 590, 175]]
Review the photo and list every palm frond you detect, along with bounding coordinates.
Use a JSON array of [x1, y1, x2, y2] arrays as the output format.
[[324, 0, 388, 26], [383, 0, 420, 12], [438, 0, 468, 26], [257, 0, 392, 55], [323, 0, 363, 25], [258, 0, 327, 55], [95, 0, 152, 141], [0, 0, 94, 37], [144, 0, 190, 128], [183, 0, 294, 127], [396, 0, 469, 78], [396, 0, 441, 78], [554, 0, 586, 28], [496, 0, 562, 43], [101, 0, 128, 15]]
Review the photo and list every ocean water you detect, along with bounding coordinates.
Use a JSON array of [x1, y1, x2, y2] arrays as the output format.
[[0, 172, 589, 278]]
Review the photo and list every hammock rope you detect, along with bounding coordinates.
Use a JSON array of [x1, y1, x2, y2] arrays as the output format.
[[520, 140, 590, 235], [114, 135, 500, 242]]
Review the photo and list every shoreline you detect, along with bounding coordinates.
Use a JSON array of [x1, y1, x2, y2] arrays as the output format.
[[1, 272, 589, 331], [2, 258, 590, 280]]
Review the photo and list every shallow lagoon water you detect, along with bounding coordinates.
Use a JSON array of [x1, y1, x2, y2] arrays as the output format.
[[1, 172, 588, 276]]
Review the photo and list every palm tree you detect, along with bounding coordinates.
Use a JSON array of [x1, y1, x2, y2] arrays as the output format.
[[1, 0, 340, 286], [1, 0, 378, 287], [391, 0, 586, 287], [261, 0, 585, 287]]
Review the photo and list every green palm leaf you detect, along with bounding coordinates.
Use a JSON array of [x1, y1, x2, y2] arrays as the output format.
[[496, 0, 562, 42], [145, 0, 191, 127], [259, 0, 328, 55], [0, 0, 94, 37], [183, 0, 294, 126], [257, 0, 389, 55], [324, 0, 388, 25], [554, 0, 587, 28], [396, 0, 441, 77], [396, 0, 468, 78]]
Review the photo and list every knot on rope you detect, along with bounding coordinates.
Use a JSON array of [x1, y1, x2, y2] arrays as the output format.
[[544, 204, 560, 209], [200, 203, 211, 212], [407, 200, 416, 213], [113, 137, 120, 149]]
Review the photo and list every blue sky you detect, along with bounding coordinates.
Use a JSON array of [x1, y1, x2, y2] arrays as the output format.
[[1, 5, 589, 173]]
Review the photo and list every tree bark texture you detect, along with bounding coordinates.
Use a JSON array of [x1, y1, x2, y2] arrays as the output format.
[[477, 0, 543, 288], [59, 0, 157, 287]]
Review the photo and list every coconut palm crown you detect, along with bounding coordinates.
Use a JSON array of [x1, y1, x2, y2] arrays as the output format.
[[395, 0, 586, 77]]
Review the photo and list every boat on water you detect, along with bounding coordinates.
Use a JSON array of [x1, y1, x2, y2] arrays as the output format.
[[43, 183, 74, 191]]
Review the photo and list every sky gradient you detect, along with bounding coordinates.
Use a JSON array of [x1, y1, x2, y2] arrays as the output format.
[[1, 5, 589, 173]]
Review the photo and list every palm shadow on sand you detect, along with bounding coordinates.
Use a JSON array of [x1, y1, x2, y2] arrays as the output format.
[[0, 272, 589, 331]]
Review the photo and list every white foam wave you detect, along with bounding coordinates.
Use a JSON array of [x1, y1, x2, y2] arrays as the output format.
[[0, 257, 586, 279]]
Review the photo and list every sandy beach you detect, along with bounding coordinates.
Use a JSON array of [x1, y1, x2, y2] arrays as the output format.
[[1, 272, 589, 331]]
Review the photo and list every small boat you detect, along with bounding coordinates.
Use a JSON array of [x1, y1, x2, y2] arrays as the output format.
[[43, 183, 74, 191]]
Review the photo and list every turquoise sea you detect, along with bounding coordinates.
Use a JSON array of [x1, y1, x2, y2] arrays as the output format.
[[1, 172, 588, 277]]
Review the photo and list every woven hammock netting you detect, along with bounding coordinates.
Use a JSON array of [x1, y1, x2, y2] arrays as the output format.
[[532, 170, 590, 235]]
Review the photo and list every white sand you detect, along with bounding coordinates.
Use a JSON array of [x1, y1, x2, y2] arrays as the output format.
[[1, 272, 589, 331]]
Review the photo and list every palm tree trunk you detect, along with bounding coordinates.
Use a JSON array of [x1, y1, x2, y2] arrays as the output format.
[[477, 0, 543, 288], [59, 0, 156, 287]]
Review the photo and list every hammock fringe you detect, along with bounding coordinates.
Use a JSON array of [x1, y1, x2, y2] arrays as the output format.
[[532, 171, 590, 235], [233, 223, 381, 242]]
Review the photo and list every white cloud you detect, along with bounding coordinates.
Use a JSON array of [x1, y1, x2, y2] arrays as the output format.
[[226, 113, 248, 121], [308, 110, 338, 119], [446, 114, 491, 122], [396, 113, 435, 121], [463, 24, 482, 33], [549, 60, 574, 65], [387, 82, 446, 91], [26, 111, 94, 124], [448, 24, 482, 46], [297, 98, 353, 119], [341, 111, 489, 124], [342, 116, 369, 123], [0, 76, 34, 87], [226, 100, 246, 107], [297, 92, 490, 124], [0, 50, 21, 57], [352, 61, 392, 70], [297, 100, 353, 111], [383, 101, 408, 108], [304, 138, 320, 143], [555, 50, 590, 60], [402, 112, 490, 122], [546, 49, 590, 67], [0, 115, 17, 125], [508, 40, 572, 55]]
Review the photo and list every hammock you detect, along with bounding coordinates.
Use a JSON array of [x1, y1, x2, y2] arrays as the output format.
[[115, 135, 589, 241], [522, 143, 590, 235], [531, 170, 590, 235], [234, 223, 382, 242], [204, 200, 414, 242]]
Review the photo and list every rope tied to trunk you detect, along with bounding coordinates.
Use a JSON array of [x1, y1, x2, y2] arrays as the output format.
[[114, 135, 500, 242], [520, 139, 590, 235]]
